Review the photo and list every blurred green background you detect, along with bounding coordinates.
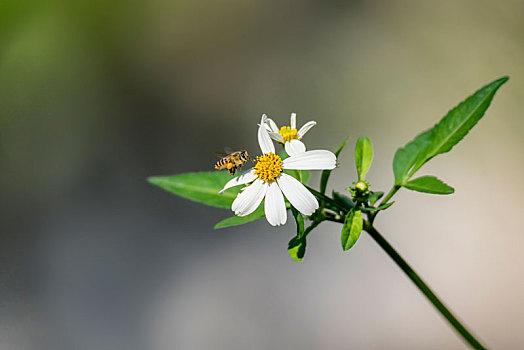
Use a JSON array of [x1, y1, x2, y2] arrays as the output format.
[[1, 0, 523, 349]]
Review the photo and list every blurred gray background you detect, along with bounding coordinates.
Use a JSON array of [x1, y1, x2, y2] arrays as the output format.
[[1, 0, 523, 349]]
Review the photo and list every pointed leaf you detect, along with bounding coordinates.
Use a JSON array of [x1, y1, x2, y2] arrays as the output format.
[[320, 138, 349, 194], [375, 201, 395, 210], [215, 202, 292, 229], [368, 191, 384, 206], [393, 129, 432, 185], [148, 171, 242, 208], [366, 201, 395, 213], [341, 209, 363, 251], [288, 207, 306, 261], [404, 176, 455, 195], [288, 236, 307, 262], [355, 137, 373, 181], [394, 76, 508, 185], [214, 205, 265, 229]]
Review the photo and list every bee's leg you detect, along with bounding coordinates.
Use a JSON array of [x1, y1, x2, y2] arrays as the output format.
[[228, 166, 237, 176]]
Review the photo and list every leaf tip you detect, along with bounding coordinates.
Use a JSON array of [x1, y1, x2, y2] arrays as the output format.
[[498, 75, 509, 84], [147, 176, 162, 186], [489, 76, 510, 91]]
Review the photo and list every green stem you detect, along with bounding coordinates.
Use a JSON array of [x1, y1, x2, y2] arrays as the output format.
[[369, 185, 400, 224], [363, 222, 486, 349], [304, 220, 322, 237], [379, 185, 400, 206], [311, 188, 485, 348]]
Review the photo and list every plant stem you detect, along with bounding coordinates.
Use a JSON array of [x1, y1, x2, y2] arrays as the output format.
[[311, 188, 485, 348], [379, 185, 400, 206], [369, 185, 400, 224], [363, 222, 487, 350]]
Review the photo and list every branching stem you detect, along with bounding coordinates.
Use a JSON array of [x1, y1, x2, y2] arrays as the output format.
[[314, 192, 487, 349], [363, 222, 486, 349]]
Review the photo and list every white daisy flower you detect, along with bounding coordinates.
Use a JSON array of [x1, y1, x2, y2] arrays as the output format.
[[219, 115, 336, 226], [264, 113, 317, 156]]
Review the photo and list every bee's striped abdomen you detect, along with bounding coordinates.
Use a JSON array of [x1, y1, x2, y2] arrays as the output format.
[[215, 158, 228, 169]]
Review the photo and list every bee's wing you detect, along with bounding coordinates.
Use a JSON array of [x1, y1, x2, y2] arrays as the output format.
[[215, 152, 230, 158], [223, 146, 234, 154]]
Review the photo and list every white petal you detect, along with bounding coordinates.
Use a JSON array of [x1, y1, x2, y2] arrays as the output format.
[[265, 118, 279, 133], [277, 173, 318, 216], [264, 181, 287, 226], [290, 113, 296, 130], [258, 115, 275, 154], [282, 150, 337, 170], [219, 169, 257, 194], [231, 179, 267, 216], [284, 139, 306, 156], [297, 121, 316, 139], [268, 131, 284, 143]]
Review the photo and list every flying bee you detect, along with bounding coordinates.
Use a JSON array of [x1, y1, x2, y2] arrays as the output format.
[[214, 150, 250, 176]]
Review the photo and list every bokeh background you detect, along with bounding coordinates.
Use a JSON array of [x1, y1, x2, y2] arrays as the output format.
[[1, 0, 523, 349]]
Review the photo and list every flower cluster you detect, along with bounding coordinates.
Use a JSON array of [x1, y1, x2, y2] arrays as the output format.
[[220, 114, 336, 226]]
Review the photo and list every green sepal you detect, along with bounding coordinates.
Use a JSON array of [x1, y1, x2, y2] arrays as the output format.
[[403, 176, 455, 195], [393, 76, 509, 186], [355, 137, 373, 181], [341, 208, 363, 251], [320, 138, 349, 194], [148, 171, 241, 209], [288, 207, 306, 261]]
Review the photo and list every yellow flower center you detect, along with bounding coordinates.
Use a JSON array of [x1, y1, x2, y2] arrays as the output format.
[[279, 126, 298, 142], [254, 152, 283, 183]]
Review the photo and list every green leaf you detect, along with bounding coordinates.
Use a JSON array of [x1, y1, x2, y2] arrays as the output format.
[[393, 76, 509, 185], [320, 138, 349, 194], [215, 202, 292, 229], [366, 201, 395, 213], [393, 129, 432, 185], [288, 236, 307, 262], [332, 191, 355, 211], [148, 171, 241, 208], [355, 137, 373, 181], [341, 209, 363, 251], [214, 205, 265, 229], [288, 207, 306, 261], [404, 176, 455, 195], [368, 191, 384, 206]]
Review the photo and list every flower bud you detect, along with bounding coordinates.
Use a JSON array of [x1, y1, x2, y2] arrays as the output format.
[[355, 181, 368, 192]]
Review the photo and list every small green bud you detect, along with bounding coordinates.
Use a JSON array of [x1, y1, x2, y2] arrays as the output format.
[[348, 181, 370, 202], [355, 181, 368, 192]]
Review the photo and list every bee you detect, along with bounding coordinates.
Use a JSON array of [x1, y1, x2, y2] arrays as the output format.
[[214, 150, 250, 176]]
